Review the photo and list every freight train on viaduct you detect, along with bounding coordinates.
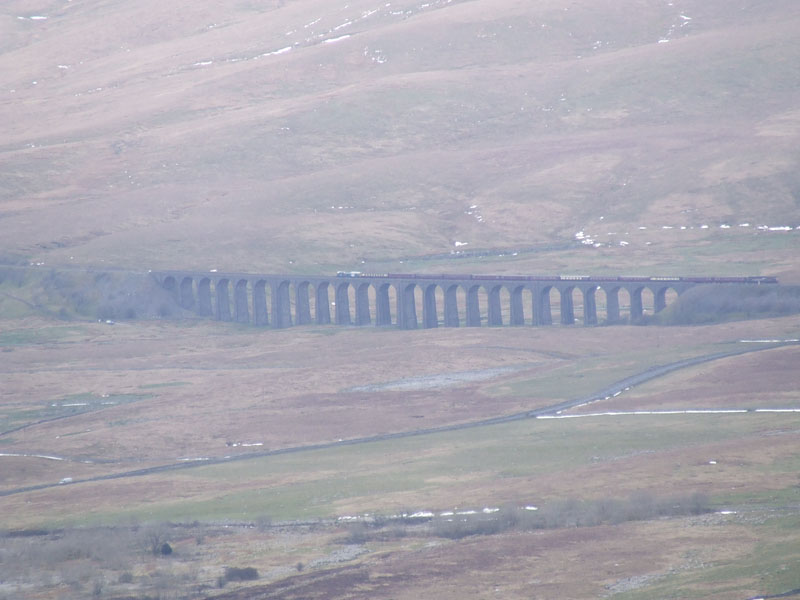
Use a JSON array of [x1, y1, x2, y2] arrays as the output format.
[[151, 271, 777, 329]]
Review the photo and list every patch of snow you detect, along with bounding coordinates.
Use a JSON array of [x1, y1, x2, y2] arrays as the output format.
[[538, 409, 750, 420], [409, 511, 434, 518], [260, 46, 293, 58], [324, 34, 351, 44]]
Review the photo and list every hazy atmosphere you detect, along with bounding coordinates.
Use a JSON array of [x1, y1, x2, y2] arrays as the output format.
[[1, 0, 799, 598]]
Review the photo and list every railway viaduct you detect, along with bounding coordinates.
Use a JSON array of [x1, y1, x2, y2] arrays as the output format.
[[149, 271, 730, 329]]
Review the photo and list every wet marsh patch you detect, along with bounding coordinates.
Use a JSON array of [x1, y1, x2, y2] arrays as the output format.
[[611, 513, 800, 599], [49, 413, 800, 527], [0, 392, 153, 435], [0, 325, 88, 346], [138, 381, 190, 389], [485, 343, 727, 401]]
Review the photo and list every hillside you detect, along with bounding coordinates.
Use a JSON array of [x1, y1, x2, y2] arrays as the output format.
[[2, 4, 800, 598], [1, 0, 799, 278]]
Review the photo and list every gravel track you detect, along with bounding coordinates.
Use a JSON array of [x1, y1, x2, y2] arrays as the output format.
[[1, 341, 796, 498]]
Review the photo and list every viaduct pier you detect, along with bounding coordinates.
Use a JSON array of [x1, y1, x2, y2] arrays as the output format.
[[151, 271, 776, 330]]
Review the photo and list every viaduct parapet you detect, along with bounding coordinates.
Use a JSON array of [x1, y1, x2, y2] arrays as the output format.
[[151, 271, 775, 330]]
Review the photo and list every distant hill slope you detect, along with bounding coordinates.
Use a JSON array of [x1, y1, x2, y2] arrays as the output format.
[[1, 0, 798, 279]]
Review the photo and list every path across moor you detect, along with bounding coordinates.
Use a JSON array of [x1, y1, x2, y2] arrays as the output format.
[[2, 340, 796, 498]]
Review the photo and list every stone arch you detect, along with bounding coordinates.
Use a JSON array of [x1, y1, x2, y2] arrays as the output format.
[[253, 280, 269, 326], [234, 279, 250, 323], [179, 277, 195, 309], [640, 287, 656, 321], [652, 285, 679, 314], [335, 281, 352, 325], [466, 284, 482, 326], [295, 281, 312, 325], [582, 285, 598, 326], [315, 281, 332, 324], [536, 285, 554, 325], [509, 285, 525, 326], [487, 284, 503, 326], [559, 285, 576, 325], [617, 287, 632, 324], [273, 280, 292, 328], [375, 282, 393, 326], [162, 276, 179, 304], [521, 287, 534, 326], [422, 283, 439, 328], [198, 278, 213, 316], [444, 284, 460, 327], [628, 285, 645, 322], [600, 285, 621, 324], [215, 279, 232, 321], [355, 282, 371, 325], [398, 283, 418, 329]]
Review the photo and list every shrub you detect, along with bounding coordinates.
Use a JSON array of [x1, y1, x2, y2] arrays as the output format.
[[224, 567, 259, 582], [118, 572, 134, 584]]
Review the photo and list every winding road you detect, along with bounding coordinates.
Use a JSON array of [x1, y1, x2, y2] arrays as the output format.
[[1, 340, 798, 498]]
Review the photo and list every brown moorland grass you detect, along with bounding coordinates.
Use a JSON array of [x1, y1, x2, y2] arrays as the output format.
[[1, 315, 798, 472], [2, 1, 800, 596], [570, 344, 800, 413], [1, 0, 799, 279], [1, 315, 798, 598]]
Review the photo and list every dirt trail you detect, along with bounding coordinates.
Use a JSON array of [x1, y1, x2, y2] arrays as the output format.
[[1, 341, 796, 498]]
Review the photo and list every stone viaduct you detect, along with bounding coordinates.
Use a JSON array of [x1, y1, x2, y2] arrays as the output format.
[[149, 271, 740, 329]]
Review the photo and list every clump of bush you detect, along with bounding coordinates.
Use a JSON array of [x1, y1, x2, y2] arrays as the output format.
[[223, 566, 259, 582], [430, 492, 710, 539], [651, 284, 800, 325]]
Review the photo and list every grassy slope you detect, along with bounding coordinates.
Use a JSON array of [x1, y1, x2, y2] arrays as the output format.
[[2, 2, 800, 598], [0, 0, 798, 277]]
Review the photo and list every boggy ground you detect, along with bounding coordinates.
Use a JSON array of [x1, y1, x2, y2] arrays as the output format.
[[208, 516, 777, 600], [1, 315, 798, 475], [1, 314, 799, 599]]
